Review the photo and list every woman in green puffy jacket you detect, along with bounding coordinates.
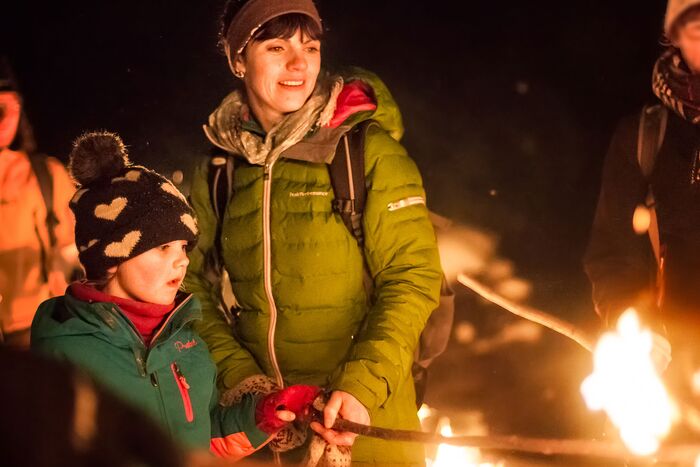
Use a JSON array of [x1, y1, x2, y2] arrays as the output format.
[[184, 1, 443, 465]]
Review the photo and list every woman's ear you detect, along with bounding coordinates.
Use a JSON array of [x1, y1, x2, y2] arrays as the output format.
[[225, 42, 246, 79]]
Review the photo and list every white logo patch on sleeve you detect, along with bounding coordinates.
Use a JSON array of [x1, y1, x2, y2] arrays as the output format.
[[387, 196, 426, 212]]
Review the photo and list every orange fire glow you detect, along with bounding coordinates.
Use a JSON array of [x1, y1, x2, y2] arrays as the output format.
[[419, 404, 503, 467], [580, 309, 677, 455]]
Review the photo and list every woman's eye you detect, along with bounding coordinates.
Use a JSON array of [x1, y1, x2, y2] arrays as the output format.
[[160, 245, 170, 251], [268, 46, 284, 52]]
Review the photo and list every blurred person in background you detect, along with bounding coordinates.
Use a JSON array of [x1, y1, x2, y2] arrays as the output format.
[[0, 57, 79, 348], [585, 0, 700, 421]]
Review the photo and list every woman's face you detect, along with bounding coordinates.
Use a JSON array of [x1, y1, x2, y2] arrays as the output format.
[[235, 28, 321, 131], [675, 13, 700, 74]]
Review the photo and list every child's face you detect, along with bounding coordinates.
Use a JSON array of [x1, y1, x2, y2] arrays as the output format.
[[104, 240, 190, 305]]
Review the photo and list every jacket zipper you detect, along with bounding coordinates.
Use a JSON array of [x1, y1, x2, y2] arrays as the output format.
[[150, 294, 194, 347], [171, 362, 194, 423], [263, 162, 284, 388]]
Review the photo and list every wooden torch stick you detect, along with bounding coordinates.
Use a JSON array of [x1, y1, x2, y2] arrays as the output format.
[[332, 418, 700, 465], [457, 273, 595, 352]]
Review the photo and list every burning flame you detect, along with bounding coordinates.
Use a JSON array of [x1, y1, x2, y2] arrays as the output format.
[[419, 405, 503, 467], [431, 418, 502, 467], [580, 309, 676, 455]]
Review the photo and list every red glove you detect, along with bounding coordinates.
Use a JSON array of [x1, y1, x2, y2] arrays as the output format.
[[255, 385, 321, 434]]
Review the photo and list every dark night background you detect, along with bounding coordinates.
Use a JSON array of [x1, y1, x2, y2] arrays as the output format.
[[2, 1, 678, 461]]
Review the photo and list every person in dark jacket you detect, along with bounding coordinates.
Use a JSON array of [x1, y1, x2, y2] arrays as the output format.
[[585, 0, 700, 402], [30, 131, 319, 462]]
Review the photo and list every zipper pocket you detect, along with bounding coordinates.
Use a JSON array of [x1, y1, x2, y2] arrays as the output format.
[[171, 363, 194, 423]]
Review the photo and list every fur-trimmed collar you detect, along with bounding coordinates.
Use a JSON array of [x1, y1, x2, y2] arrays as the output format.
[[204, 72, 343, 166]]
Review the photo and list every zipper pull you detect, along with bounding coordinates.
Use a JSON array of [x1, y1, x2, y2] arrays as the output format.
[[173, 363, 190, 389]]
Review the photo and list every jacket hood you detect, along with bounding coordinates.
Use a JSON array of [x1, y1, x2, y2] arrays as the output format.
[[32, 292, 201, 349], [331, 66, 404, 142]]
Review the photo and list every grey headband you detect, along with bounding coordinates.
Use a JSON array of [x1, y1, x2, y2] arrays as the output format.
[[225, 0, 322, 60]]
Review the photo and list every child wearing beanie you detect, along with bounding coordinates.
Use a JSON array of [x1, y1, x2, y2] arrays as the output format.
[[30, 131, 320, 460]]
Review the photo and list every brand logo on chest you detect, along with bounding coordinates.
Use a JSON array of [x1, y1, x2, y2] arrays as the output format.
[[174, 339, 198, 352]]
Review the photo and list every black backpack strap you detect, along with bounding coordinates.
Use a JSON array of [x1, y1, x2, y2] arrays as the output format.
[[208, 151, 235, 224], [636, 104, 668, 266], [205, 150, 238, 324], [28, 153, 58, 249], [27, 153, 59, 283], [637, 104, 668, 180], [207, 150, 235, 266], [329, 120, 377, 246]]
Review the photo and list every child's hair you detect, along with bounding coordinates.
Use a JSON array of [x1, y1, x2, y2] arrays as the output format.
[[67, 131, 198, 280]]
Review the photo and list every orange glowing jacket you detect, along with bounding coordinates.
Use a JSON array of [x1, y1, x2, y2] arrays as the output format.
[[0, 149, 77, 334]]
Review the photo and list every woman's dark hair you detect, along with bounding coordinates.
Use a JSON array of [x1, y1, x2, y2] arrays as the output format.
[[218, 0, 323, 53]]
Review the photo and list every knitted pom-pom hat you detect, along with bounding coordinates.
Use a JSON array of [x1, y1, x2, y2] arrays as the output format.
[[68, 131, 198, 280]]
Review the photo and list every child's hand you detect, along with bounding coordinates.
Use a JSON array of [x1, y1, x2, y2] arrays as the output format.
[[275, 409, 296, 423], [255, 385, 320, 434]]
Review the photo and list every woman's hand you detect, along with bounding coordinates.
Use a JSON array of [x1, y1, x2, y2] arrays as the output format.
[[310, 390, 369, 446]]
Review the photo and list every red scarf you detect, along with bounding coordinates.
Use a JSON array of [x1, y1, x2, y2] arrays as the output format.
[[69, 282, 174, 346]]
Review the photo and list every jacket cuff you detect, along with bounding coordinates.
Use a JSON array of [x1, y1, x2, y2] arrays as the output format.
[[220, 374, 279, 407], [329, 370, 382, 413], [239, 393, 271, 448]]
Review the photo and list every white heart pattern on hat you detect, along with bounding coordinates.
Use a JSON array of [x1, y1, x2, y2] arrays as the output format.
[[181, 213, 198, 235], [94, 197, 127, 221], [160, 182, 187, 203], [105, 231, 141, 258], [112, 170, 142, 183]]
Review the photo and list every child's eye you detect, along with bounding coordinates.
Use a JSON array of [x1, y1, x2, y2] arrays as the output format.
[[160, 244, 170, 251], [268, 45, 284, 52]]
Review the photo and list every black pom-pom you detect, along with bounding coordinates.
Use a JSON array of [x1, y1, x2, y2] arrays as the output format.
[[68, 131, 130, 186]]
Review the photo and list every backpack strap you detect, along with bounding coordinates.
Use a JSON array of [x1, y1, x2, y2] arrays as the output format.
[[205, 150, 239, 323], [208, 151, 235, 226], [27, 153, 59, 283], [636, 104, 668, 265], [329, 120, 377, 246]]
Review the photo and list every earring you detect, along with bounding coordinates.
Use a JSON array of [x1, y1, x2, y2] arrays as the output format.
[[233, 69, 245, 79]]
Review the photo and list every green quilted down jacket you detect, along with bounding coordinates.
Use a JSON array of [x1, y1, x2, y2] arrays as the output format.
[[185, 68, 442, 465]]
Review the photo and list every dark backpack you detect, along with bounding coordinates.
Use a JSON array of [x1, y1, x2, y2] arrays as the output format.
[[207, 121, 454, 406]]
